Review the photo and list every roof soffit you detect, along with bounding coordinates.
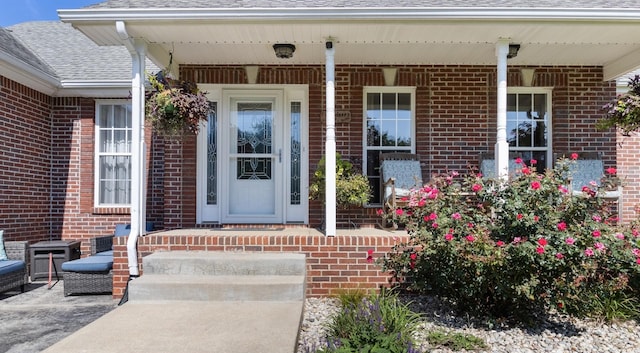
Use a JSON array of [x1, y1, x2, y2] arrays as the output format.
[[60, 7, 640, 80]]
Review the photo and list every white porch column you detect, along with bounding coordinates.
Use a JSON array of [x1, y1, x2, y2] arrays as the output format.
[[117, 21, 146, 276], [495, 39, 510, 180], [325, 41, 337, 236]]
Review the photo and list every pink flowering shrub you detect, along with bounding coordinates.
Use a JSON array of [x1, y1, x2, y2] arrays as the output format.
[[379, 155, 640, 321]]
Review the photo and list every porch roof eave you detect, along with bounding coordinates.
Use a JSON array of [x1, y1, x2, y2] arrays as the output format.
[[58, 7, 640, 81]]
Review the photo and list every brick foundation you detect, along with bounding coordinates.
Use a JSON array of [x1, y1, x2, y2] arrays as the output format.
[[112, 231, 409, 299]]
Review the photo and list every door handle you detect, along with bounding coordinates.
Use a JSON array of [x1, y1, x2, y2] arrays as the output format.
[[278, 149, 282, 163]]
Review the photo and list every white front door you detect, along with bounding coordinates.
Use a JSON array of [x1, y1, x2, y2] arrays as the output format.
[[223, 91, 283, 223], [197, 85, 308, 225]]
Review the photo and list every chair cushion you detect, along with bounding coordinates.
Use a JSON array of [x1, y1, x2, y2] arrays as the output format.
[[569, 160, 604, 191], [0, 260, 25, 276], [61, 256, 113, 272], [0, 230, 7, 261]]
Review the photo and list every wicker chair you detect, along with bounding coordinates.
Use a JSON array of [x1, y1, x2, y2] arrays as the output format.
[[0, 241, 29, 294], [380, 153, 423, 229], [61, 235, 113, 296]]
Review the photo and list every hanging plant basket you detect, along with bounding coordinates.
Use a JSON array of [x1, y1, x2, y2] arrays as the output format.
[[598, 75, 640, 135], [145, 70, 210, 137]]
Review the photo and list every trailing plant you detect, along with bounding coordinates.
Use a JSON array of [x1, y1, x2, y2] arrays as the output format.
[[309, 153, 371, 208], [598, 75, 640, 135], [146, 70, 210, 136], [379, 155, 640, 322]]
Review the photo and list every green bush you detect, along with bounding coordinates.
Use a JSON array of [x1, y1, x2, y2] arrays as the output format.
[[317, 290, 424, 353], [309, 153, 371, 208], [379, 155, 640, 322]]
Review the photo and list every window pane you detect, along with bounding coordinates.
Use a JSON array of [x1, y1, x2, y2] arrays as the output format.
[[507, 120, 518, 147], [533, 121, 547, 147], [396, 120, 411, 146], [367, 93, 381, 120], [381, 120, 397, 147], [114, 105, 130, 128], [99, 105, 112, 127], [207, 102, 217, 205], [290, 102, 301, 205], [381, 93, 397, 119], [367, 121, 381, 146]]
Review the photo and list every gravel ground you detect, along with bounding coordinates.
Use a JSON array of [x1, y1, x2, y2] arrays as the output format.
[[297, 295, 640, 353]]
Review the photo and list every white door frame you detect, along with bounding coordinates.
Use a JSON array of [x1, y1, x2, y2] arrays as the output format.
[[196, 85, 309, 225]]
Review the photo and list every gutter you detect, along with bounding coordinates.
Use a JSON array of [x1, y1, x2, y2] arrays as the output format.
[[59, 7, 640, 23], [116, 21, 145, 278]]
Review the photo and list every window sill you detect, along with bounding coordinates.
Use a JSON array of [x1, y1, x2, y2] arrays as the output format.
[[93, 207, 131, 215]]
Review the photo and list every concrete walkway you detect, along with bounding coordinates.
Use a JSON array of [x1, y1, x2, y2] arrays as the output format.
[[43, 300, 304, 353]]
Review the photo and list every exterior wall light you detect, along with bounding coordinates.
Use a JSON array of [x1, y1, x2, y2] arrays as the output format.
[[508, 44, 521, 59], [273, 44, 296, 59]]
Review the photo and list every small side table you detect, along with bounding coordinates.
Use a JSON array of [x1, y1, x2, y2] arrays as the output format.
[[30, 240, 81, 282]]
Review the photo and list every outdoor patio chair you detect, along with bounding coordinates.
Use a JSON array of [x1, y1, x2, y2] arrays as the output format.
[[554, 152, 622, 216], [478, 152, 520, 178], [380, 153, 423, 228]]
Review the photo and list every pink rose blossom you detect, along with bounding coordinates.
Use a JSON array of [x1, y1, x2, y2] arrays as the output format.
[[410, 253, 417, 260], [538, 238, 548, 247], [592, 215, 602, 222], [471, 184, 482, 192], [516, 213, 523, 220], [513, 237, 522, 244], [615, 233, 625, 240], [395, 209, 404, 216], [530, 159, 538, 165], [431, 222, 439, 228], [451, 171, 459, 177], [584, 248, 594, 257], [558, 185, 568, 194], [556, 253, 564, 259], [417, 200, 426, 207], [557, 222, 567, 231], [633, 229, 640, 237], [531, 181, 541, 190], [521, 167, 531, 175], [595, 242, 606, 251], [376, 209, 384, 216], [429, 212, 438, 220], [606, 167, 617, 175], [465, 235, 475, 242], [592, 229, 601, 238], [515, 157, 523, 165], [637, 258, 640, 265], [536, 246, 545, 254], [445, 233, 454, 241], [566, 237, 576, 245], [534, 216, 540, 222], [632, 249, 640, 257], [571, 153, 579, 160], [452, 213, 462, 220], [496, 241, 505, 247], [467, 222, 475, 228]]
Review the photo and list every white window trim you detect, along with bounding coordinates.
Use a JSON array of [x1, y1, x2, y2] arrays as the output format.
[[507, 87, 553, 169], [94, 99, 132, 208], [362, 86, 417, 206]]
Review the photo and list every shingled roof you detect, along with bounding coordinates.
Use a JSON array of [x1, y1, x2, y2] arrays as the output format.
[[0, 27, 57, 79], [7, 21, 155, 81], [85, 0, 640, 8]]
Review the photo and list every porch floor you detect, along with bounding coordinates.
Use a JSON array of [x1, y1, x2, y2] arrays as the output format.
[[149, 226, 400, 237]]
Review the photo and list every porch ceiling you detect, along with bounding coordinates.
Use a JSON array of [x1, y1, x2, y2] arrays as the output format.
[[60, 9, 640, 80]]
